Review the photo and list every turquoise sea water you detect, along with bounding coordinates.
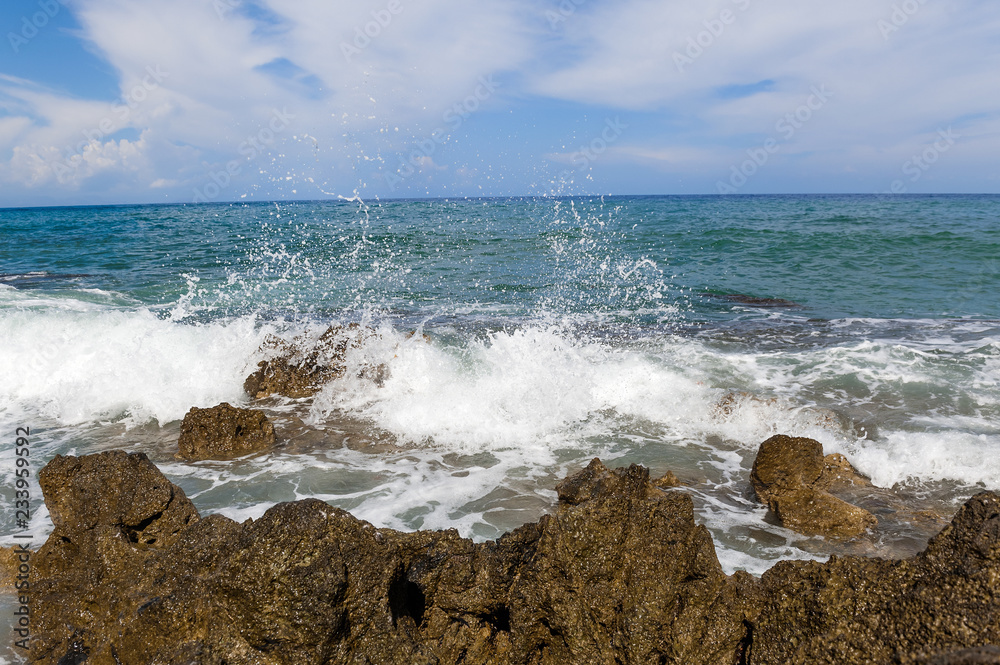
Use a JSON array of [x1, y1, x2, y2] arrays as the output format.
[[3, 195, 998, 320], [1, 195, 999, 609]]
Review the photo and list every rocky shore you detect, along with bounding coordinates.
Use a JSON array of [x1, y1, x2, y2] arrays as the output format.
[[23, 444, 1000, 664]]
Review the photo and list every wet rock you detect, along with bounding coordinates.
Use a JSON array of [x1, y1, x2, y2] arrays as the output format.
[[32, 451, 199, 664], [31, 453, 755, 665], [703, 293, 802, 308], [653, 469, 682, 490], [751, 491, 1000, 665], [177, 402, 276, 460], [818, 452, 871, 491], [714, 392, 842, 436], [30, 451, 1000, 665], [514, 459, 759, 663], [715, 391, 779, 417], [750, 434, 877, 539], [244, 324, 374, 399]]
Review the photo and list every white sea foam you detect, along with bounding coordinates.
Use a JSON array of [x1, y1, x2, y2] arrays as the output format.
[[3, 302, 999, 577], [308, 322, 1000, 490], [0, 301, 275, 427], [851, 430, 1000, 490], [311, 325, 856, 454]]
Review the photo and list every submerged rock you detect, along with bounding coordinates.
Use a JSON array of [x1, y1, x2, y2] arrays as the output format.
[[28, 451, 1000, 664], [702, 293, 803, 308], [244, 324, 375, 399], [177, 402, 276, 460], [750, 434, 877, 539]]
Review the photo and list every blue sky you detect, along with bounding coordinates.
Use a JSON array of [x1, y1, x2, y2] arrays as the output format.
[[1, 0, 998, 206]]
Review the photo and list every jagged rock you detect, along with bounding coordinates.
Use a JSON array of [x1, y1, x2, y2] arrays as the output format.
[[750, 434, 877, 538], [32, 451, 199, 663], [513, 460, 759, 663], [751, 491, 1000, 664], [29, 451, 1000, 665], [244, 325, 374, 399], [653, 469, 682, 490], [31, 453, 755, 665], [177, 402, 276, 460], [715, 391, 779, 417]]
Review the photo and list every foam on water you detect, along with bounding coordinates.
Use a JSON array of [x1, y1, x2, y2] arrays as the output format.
[[299, 319, 1000, 496], [3, 300, 998, 576], [852, 430, 1000, 490], [0, 297, 275, 428]]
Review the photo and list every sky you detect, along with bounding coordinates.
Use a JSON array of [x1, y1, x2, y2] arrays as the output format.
[[0, 0, 998, 207]]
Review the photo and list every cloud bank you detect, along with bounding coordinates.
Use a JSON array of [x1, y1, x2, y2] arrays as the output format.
[[1, 0, 997, 205]]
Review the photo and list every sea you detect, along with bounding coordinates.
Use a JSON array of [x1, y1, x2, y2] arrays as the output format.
[[1, 194, 999, 651]]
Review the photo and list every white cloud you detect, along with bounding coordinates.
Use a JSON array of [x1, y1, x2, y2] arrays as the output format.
[[0, 0, 998, 202]]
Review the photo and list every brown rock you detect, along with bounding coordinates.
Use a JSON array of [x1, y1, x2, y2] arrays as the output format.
[[39, 450, 198, 540], [514, 459, 758, 663], [31, 453, 753, 665], [767, 485, 879, 540], [818, 453, 871, 491], [653, 469, 682, 489], [244, 324, 375, 399], [30, 450, 1000, 665], [32, 451, 199, 664], [244, 355, 331, 399], [177, 402, 276, 461], [750, 434, 825, 498], [750, 434, 877, 539], [750, 491, 1000, 664]]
